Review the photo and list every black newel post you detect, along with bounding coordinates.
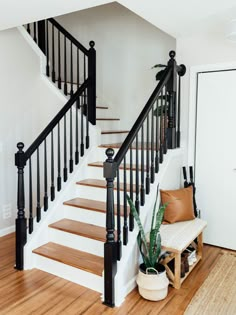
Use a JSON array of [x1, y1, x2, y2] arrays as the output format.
[[103, 148, 117, 307], [37, 20, 46, 54], [166, 50, 177, 149], [87, 41, 96, 125], [176, 64, 186, 147], [15, 142, 27, 270]]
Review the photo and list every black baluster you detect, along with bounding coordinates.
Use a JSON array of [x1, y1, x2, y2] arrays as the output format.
[[150, 105, 155, 183], [164, 86, 168, 154], [29, 157, 33, 234], [33, 22, 37, 42], [69, 107, 73, 173], [44, 139, 48, 211], [155, 99, 159, 173], [64, 35, 67, 95], [129, 146, 134, 231], [140, 125, 145, 206], [160, 90, 164, 163], [51, 130, 55, 201], [64, 115, 68, 181], [75, 96, 79, 165], [146, 115, 150, 194], [27, 24, 30, 34], [15, 142, 27, 270], [58, 30, 61, 89], [51, 25, 55, 82], [80, 101, 84, 157], [46, 20, 50, 77], [76, 49, 80, 109], [85, 87, 89, 149], [37, 20, 46, 54], [116, 169, 122, 260], [103, 148, 117, 308], [123, 155, 128, 245], [57, 122, 61, 191], [176, 75, 181, 148], [88, 41, 96, 125], [70, 42, 73, 97], [36, 148, 41, 222], [135, 135, 140, 213]]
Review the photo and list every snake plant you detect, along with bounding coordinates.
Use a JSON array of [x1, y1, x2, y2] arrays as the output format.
[[127, 188, 168, 269]]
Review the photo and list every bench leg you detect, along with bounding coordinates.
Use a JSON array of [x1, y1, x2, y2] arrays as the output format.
[[197, 232, 203, 259], [173, 253, 181, 289]]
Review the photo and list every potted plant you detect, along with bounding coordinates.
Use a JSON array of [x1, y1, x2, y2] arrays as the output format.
[[126, 188, 169, 301]]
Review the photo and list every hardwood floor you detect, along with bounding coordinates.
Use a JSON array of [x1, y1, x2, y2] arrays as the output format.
[[0, 233, 224, 315]]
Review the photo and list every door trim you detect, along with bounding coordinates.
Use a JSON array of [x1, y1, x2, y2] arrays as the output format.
[[187, 62, 236, 172]]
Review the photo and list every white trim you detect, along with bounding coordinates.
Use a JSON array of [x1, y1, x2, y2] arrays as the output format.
[[0, 225, 15, 237], [188, 61, 236, 166]]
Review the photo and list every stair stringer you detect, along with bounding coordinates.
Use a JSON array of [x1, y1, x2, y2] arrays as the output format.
[[109, 148, 184, 306], [23, 143, 100, 270]]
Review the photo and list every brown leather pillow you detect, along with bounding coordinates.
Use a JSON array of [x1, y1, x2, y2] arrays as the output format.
[[160, 186, 195, 224]]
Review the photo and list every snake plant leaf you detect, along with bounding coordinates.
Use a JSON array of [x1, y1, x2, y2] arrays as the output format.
[[152, 233, 162, 264], [151, 184, 159, 230], [127, 195, 149, 256], [137, 232, 150, 267], [149, 202, 168, 267]]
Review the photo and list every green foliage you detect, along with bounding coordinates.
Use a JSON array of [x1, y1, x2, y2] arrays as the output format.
[[126, 188, 168, 269]]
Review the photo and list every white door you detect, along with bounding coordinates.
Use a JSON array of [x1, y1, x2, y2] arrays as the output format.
[[195, 70, 236, 250]]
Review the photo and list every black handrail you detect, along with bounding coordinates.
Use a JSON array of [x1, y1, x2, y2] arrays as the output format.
[[103, 51, 186, 307], [48, 18, 89, 56], [25, 80, 88, 160], [16, 18, 96, 271], [114, 67, 172, 166]]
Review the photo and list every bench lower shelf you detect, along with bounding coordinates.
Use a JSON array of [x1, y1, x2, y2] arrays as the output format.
[[160, 231, 204, 289]]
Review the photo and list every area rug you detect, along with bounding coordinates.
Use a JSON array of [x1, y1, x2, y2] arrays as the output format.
[[184, 252, 236, 315]]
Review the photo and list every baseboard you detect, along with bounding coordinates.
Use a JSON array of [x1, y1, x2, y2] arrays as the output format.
[[0, 225, 15, 237]]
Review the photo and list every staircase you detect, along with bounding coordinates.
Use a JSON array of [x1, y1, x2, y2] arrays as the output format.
[[15, 18, 186, 308]]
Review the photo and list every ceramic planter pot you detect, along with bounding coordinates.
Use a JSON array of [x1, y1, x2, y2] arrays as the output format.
[[136, 263, 169, 301]]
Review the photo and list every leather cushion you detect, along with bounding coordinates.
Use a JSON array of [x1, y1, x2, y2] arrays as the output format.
[[160, 186, 195, 224]]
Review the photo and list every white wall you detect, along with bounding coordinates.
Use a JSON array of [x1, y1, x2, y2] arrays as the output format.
[[56, 3, 175, 129], [0, 28, 65, 233], [177, 32, 236, 163]]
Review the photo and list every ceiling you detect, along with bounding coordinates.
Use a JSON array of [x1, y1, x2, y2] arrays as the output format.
[[1, 0, 236, 38]]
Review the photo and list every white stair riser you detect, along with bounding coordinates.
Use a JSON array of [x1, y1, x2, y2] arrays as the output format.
[[101, 133, 128, 144], [64, 205, 125, 229], [87, 165, 149, 183], [75, 184, 128, 204], [96, 120, 121, 131], [49, 228, 104, 257], [33, 253, 103, 293], [96, 146, 159, 163], [64, 204, 106, 227]]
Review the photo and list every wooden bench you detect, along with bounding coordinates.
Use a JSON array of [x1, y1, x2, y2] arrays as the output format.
[[159, 218, 207, 289]]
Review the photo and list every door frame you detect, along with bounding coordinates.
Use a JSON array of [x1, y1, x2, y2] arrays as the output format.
[[187, 61, 236, 169]]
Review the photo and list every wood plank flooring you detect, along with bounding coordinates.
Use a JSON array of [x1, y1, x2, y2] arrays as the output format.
[[0, 233, 225, 314]]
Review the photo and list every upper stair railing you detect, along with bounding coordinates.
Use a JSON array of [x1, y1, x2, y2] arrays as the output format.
[[25, 18, 96, 125], [15, 19, 96, 270], [103, 51, 186, 307]]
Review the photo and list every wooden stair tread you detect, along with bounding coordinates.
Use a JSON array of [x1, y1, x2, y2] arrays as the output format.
[[96, 118, 120, 121], [76, 179, 138, 192], [33, 242, 104, 276], [63, 197, 129, 216], [49, 219, 106, 242], [88, 161, 143, 171], [96, 106, 108, 109], [99, 142, 158, 149], [101, 130, 129, 134]]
